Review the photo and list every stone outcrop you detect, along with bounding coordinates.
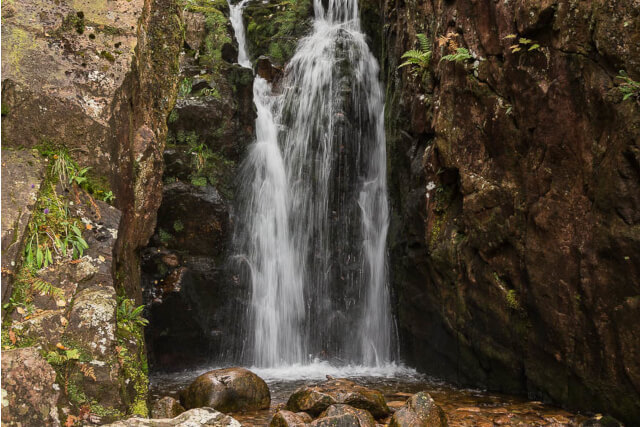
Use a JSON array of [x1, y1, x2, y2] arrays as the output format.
[[1, 0, 183, 423], [141, 0, 255, 370], [1, 347, 61, 427], [182, 367, 271, 413], [381, 0, 640, 423]]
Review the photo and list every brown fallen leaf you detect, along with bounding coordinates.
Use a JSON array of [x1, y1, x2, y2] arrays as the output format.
[[9, 330, 17, 345], [65, 414, 78, 427]]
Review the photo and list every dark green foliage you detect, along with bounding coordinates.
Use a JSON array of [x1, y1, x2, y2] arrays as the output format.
[[245, 0, 313, 65], [616, 70, 640, 102], [441, 47, 473, 63]]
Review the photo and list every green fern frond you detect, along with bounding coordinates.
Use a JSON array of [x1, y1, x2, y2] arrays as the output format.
[[440, 47, 473, 63], [416, 33, 429, 52], [32, 279, 64, 299]]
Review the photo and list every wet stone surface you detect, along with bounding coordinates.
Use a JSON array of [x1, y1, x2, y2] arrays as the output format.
[[151, 370, 591, 426]]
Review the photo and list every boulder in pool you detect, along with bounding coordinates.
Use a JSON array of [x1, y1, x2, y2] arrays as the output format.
[[311, 404, 376, 426], [286, 378, 390, 418], [182, 367, 270, 413], [389, 392, 447, 427], [270, 410, 313, 426]]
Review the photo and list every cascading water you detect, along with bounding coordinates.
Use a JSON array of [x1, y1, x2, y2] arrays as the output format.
[[228, 0, 251, 68], [230, 0, 396, 369]]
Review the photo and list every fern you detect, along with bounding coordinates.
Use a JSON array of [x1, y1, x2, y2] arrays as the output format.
[[417, 33, 429, 52], [617, 71, 640, 102], [440, 47, 473, 63], [399, 34, 432, 75], [32, 278, 64, 299], [80, 363, 97, 381]]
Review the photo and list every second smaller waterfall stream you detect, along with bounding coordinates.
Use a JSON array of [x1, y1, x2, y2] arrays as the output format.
[[228, 0, 251, 68]]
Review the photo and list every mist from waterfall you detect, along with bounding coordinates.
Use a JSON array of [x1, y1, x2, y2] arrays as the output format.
[[230, 0, 397, 368]]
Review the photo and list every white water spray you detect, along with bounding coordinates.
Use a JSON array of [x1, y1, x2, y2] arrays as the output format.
[[231, 0, 396, 368]]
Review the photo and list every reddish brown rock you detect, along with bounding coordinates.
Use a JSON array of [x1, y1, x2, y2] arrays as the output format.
[[382, 0, 640, 424], [389, 393, 447, 427], [183, 367, 271, 413], [1, 347, 61, 426], [270, 410, 311, 427]]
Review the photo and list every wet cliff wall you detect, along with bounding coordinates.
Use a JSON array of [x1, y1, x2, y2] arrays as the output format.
[[379, 0, 640, 423]]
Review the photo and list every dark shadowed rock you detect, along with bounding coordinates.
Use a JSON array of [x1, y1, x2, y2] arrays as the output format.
[[1, 347, 60, 426], [270, 410, 312, 427], [105, 407, 241, 426], [152, 396, 186, 419], [389, 392, 447, 427], [286, 378, 390, 419], [183, 367, 270, 413], [311, 404, 376, 427]]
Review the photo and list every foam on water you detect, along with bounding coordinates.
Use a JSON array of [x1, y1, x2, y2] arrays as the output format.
[[249, 360, 419, 382]]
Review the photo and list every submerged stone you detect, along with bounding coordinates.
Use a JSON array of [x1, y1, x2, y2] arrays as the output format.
[[183, 367, 270, 413]]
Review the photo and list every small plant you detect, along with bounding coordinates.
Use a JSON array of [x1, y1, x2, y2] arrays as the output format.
[[23, 183, 89, 270], [178, 77, 193, 97], [52, 150, 74, 187], [101, 191, 115, 203], [189, 141, 209, 171], [505, 289, 521, 311], [69, 166, 91, 187], [504, 34, 541, 53], [200, 87, 221, 98], [158, 228, 173, 243], [191, 176, 208, 187], [441, 47, 473, 63], [616, 71, 640, 102], [399, 33, 432, 76], [173, 220, 184, 232], [117, 298, 149, 330]]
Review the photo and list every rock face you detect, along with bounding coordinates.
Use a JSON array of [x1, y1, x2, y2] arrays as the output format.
[[286, 378, 390, 419], [1, 347, 61, 426], [0, 150, 45, 302], [141, 0, 255, 370], [104, 407, 241, 427], [380, 0, 640, 423], [182, 367, 271, 413], [152, 396, 186, 419], [389, 393, 447, 427]]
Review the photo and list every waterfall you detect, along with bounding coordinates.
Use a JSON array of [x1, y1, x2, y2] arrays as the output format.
[[231, 0, 396, 368], [228, 0, 251, 68]]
